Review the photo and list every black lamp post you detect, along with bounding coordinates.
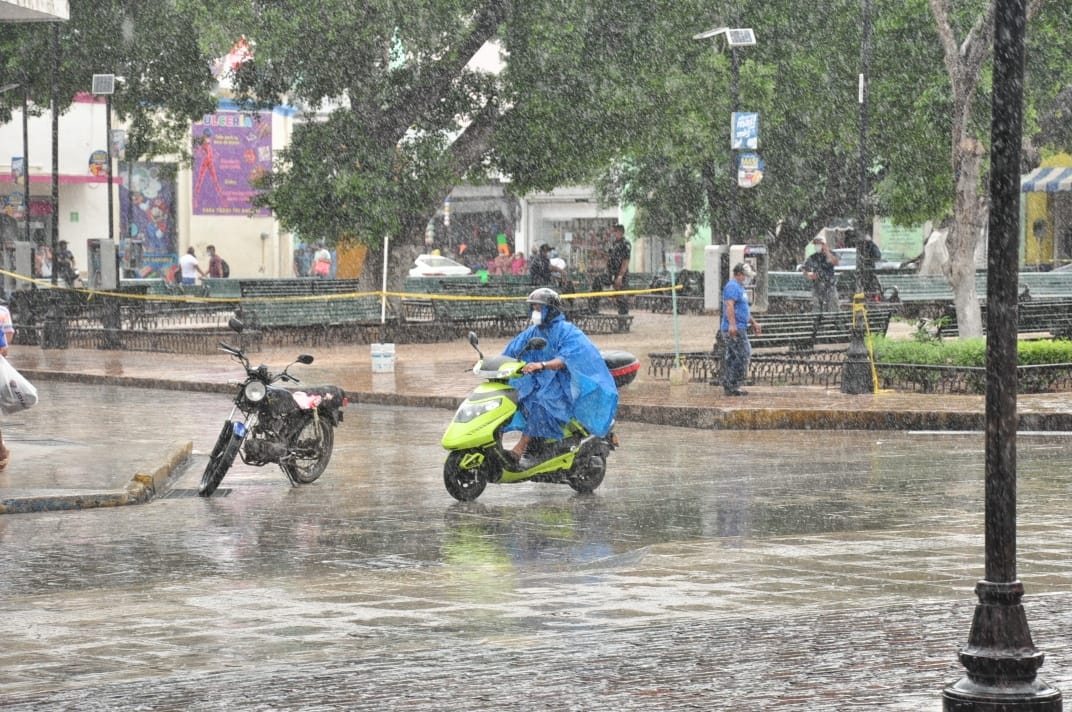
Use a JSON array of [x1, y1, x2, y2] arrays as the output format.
[[693, 26, 756, 246], [858, 0, 872, 234], [942, 0, 1061, 708]]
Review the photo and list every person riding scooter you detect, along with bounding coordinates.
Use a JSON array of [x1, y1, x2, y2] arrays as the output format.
[[502, 288, 619, 469]]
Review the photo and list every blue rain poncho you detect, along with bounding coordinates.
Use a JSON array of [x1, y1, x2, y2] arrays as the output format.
[[502, 313, 619, 439]]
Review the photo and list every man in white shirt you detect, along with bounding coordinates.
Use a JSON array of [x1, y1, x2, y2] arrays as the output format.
[[179, 247, 206, 285]]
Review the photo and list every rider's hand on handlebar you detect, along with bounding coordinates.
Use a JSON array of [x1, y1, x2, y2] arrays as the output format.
[[521, 361, 546, 375]]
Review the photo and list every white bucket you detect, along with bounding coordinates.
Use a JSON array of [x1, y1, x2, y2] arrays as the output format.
[[371, 343, 396, 373]]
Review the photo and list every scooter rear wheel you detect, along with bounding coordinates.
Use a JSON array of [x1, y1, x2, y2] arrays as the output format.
[[569, 452, 607, 494], [199, 421, 243, 497], [444, 450, 491, 502]]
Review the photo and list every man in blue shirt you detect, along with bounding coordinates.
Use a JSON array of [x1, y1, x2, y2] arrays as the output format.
[[720, 263, 761, 396]]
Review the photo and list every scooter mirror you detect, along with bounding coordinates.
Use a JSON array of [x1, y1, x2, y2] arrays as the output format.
[[468, 331, 480, 348], [228, 317, 245, 333], [297, 354, 314, 365]]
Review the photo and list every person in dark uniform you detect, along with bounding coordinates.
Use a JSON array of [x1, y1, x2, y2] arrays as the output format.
[[855, 233, 883, 300], [529, 243, 555, 286], [590, 224, 631, 315]]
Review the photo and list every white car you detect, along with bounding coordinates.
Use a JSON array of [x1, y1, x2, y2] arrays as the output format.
[[408, 254, 472, 278]]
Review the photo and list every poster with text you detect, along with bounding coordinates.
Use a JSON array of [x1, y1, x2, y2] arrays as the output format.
[[191, 111, 272, 217]]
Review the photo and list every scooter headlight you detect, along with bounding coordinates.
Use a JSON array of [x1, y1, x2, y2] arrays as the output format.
[[243, 381, 267, 403], [454, 397, 503, 423]]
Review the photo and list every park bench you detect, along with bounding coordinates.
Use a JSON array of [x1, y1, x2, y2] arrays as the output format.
[[936, 297, 1072, 339], [237, 279, 394, 345], [634, 270, 705, 313], [647, 307, 892, 382], [401, 279, 633, 338]]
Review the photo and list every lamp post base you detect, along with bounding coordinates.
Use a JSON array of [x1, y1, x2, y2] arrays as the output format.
[[943, 580, 1062, 711], [943, 679, 1061, 711]]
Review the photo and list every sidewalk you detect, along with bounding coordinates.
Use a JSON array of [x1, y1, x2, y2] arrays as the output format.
[[2, 310, 1069, 513]]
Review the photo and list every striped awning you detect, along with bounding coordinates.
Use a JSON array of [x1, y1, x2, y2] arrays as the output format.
[[1021, 166, 1072, 193]]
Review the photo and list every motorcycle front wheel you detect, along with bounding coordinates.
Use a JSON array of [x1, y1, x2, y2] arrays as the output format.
[[199, 421, 243, 497], [281, 413, 335, 485], [443, 450, 493, 502]]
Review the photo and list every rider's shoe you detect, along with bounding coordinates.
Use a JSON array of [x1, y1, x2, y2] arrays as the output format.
[[517, 454, 539, 471]]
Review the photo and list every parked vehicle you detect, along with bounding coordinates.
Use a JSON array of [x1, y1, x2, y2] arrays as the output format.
[[440, 332, 635, 502], [409, 254, 473, 278], [199, 318, 348, 497], [798, 248, 910, 272]]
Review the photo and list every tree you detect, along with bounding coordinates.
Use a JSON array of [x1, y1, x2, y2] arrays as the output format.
[[36, 0, 1056, 294], [925, 0, 1046, 338], [0, 1, 217, 163]]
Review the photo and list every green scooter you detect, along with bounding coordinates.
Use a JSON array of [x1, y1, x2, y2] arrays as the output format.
[[440, 332, 636, 502]]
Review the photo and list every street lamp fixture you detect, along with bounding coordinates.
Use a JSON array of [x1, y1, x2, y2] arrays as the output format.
[[693, 25, 757, 245]]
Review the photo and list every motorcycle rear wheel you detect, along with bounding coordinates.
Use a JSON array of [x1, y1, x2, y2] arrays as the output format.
[[281, 413, 335, 485], [199, 421, 243, 497], [444, 450, 491, 502]]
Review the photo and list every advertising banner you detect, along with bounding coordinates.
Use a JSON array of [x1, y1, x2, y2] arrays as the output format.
[[191, 111, 272, 217], [737, 152, 764, 188], [731, 112, 759, 150]]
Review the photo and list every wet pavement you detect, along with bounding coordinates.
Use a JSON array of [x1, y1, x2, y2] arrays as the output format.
[[1, 311, 1072, 709], [3, 310, 1072, 509]]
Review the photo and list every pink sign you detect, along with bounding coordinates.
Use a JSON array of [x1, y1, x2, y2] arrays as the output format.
[[191, 111, 272, 216]]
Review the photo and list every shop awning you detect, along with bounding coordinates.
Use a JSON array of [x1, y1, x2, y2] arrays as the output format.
[[1021, 166, 1072, 193]]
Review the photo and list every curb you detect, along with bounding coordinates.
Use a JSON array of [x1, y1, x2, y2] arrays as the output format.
[[0, 440, 192, 515]]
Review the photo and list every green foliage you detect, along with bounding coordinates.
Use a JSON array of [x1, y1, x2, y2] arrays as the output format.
[[872, 335, 1072, 366], [0, 1, 217, 162]]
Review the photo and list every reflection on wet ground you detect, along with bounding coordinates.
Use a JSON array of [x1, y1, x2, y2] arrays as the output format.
[[2, 401, 1072, 709]]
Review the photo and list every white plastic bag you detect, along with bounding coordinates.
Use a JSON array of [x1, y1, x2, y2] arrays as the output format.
[[0, 356, 37, 414]]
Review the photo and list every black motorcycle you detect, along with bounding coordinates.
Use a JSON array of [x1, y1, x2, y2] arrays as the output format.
[[199, 318, 348, 497]]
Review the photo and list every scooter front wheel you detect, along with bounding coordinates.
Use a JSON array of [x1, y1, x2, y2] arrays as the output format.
[[200, 421, 243, 497], [444, 450, 492, 502]]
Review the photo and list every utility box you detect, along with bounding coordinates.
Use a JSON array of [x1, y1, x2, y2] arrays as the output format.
[[87, 238, 118, 289], [704, 245, 730, 311], [729, 244, 769, 313], [12, 241, 32, 291]]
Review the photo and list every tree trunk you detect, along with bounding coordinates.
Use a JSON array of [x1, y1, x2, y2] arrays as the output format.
[[946, 138, 986, 337]]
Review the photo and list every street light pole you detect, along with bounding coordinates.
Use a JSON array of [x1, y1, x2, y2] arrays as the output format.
[[693, 26, 756, 247], [729, 46, 740, 246], [858, 0, 872, 236], [22, 80, 30, 249], [942, 0, 1060, 707], [91, 74, 115, 244], [106, 94, 113, 243]]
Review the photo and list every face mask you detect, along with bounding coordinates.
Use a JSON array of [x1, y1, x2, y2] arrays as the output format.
[[530, 308, 543, 326]]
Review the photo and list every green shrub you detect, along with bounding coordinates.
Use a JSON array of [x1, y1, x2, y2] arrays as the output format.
[[871, 336, 1072, 366]]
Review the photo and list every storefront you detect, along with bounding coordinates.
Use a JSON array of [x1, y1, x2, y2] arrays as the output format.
[[1022, 161, 1072, 270]]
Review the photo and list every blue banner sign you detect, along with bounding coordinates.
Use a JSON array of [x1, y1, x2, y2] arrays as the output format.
[[731, 112, 759, 150]]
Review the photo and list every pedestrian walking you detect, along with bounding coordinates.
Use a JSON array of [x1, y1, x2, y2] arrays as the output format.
[[179, 247, 206, 286], [720, 262, 760, 397], [206, 245, 229, 278], [312, 243, 333, 278], [802, 234, 840, 312], [590, 224, 631, 315]]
